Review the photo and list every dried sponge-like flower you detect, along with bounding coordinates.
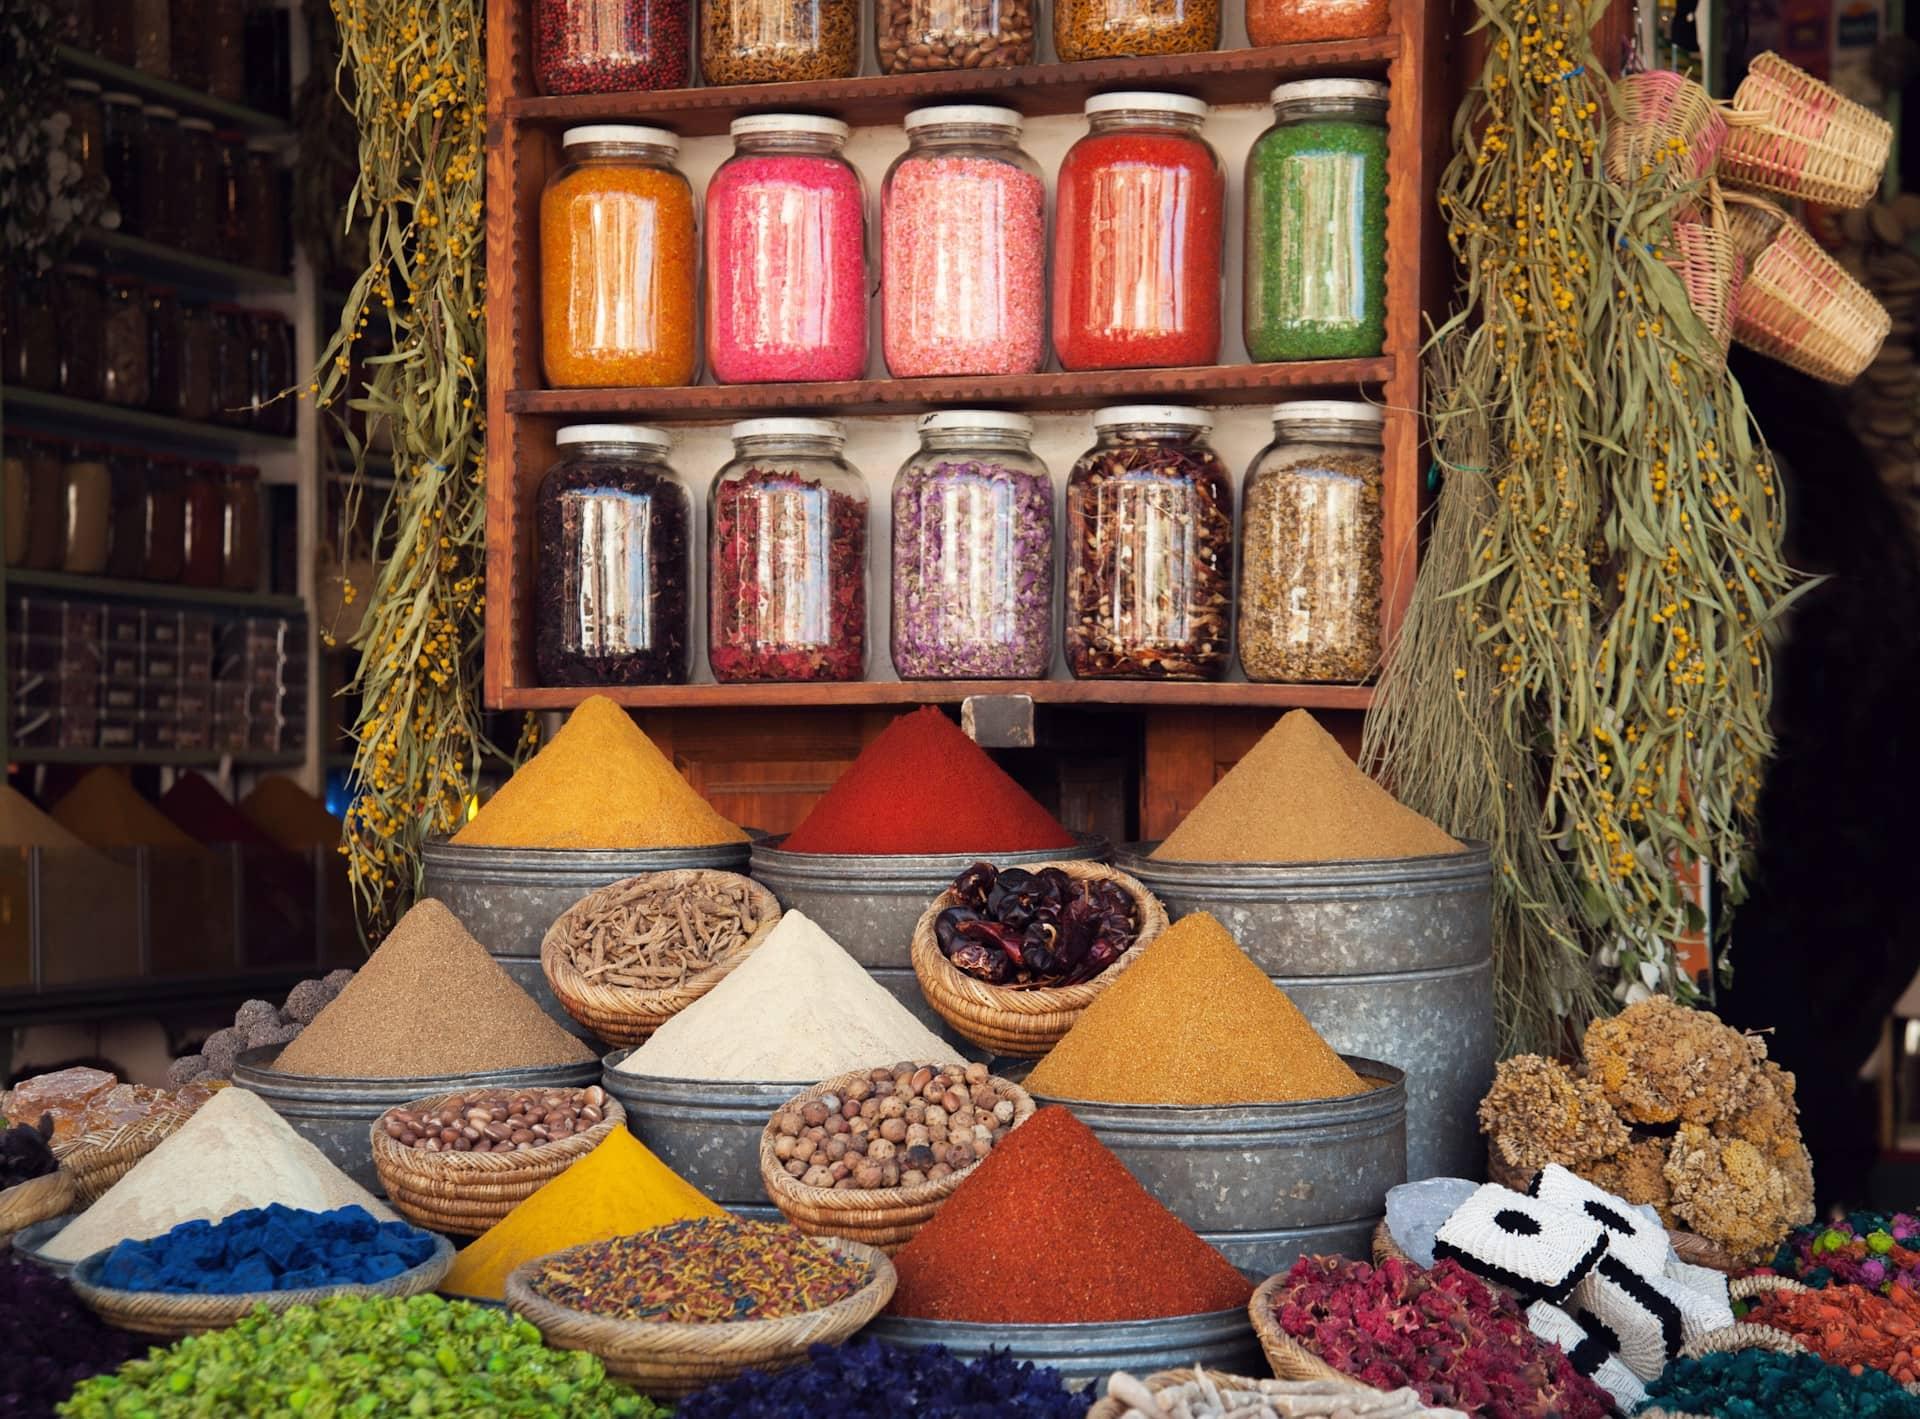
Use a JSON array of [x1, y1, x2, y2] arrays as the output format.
[[1583, 997, 1765, 1126], [1479, 1055, 1630, 1173], [1585, 1136, 1678, 1227], [1665, 1122, 1816, 1264]]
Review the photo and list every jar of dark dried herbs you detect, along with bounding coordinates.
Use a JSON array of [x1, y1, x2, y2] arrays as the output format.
[[174, 117, 220, 254], [891, 410, 1053, 680], [65, 80, 106, 184], [107, 450, 150, 580], [1239, 400, 1383, 683], [242, 140, 286, 274], [1065, 405, 1232, 681], [535, 424, 692, 687], [709, 418, 867, 683], [102, 275, 150, 408], [146, 285, 182, 415], [1244, 79, 1389, 362], [4, 270, 61, 393], [176, 302, 218, 422], [138, 105, 180, 244], [52, 264, 106, 403], [101, 93, 145, 225]]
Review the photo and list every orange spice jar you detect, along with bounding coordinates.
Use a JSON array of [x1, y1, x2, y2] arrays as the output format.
[[540, 124, 698, 389]]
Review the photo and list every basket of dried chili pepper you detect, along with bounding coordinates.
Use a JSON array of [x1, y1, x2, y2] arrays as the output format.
[[909, 860, 1167, 1058]]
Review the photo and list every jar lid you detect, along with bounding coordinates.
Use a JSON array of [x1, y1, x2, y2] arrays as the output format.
[[918, 410, 1034, 436], [65, 79, 102, 94], [228, 464, 261, 481], [1093, 404, 1212, 431], [555, 423, 674, 451], [179, 116, 216, 132], [1273, 400, 1385, 426], [101, 91, 141, 105], [905, 104, 1023, 132], [106, 274, 145, 290], [142, 104, 178, 119], [1270, 79, 1390, 106], [729, 114, 850, 141], [1084, 92, 1209, 120], [731, 417, 844, 441], [562, 123, 679, 152]]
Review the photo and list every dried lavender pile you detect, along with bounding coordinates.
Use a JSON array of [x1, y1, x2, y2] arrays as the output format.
[[168, 970, 355, 1083]]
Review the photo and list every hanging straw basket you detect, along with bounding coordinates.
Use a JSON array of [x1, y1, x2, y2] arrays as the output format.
[[369, 1087, 626, 1236], [1086, 1368, 1394, 1419], [758, 1066, 1036, 1254], [1485, 1148, 1741, 1273], [67, 1231, 454, 1339], [0, 1169, 74, 1241], [1721, 189, 1890, 382], [909, 861, 1167, 1058], [1666, 182, 1745, 364], [1720, 52, 1892, 208], [1606, 70, 1730, 201], [540, 870, 782, 1048], [504, 1235, 894, 1399]]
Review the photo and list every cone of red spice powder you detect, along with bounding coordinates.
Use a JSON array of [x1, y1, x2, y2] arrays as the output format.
[[779, 707, 1076, 856], [158, 772, 280, 848], [886, 1106, 1254, 1323]]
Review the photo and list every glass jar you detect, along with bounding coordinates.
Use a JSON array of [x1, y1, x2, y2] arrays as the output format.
[[144, 456, 188, 581], [3, 439, 29, 567], [701, 0, 855, 84], [1248, 0, 1385, 41], [211, 303, 254, 426], [53, 264, 106, 403], [214, 130, 246, 263], [250, 309, 295, 434], [220, 464, 262, 590], [97, 1, 137, 65], [170, 0, 208, 87], [173, 117, 219, 253], [891, 411, 1054, 680], [706, 115, 866, 384], [877, 0, 1033, 72], [107, 450, 150, 579], [145, 285, 182, 414], [132, 0, 171, 75], [177, 302, 218, 421], [1055, 0, 1216, 59], [535, 425, 693, 686], [66, 0, 97, 49], [181, 461, 224, 586], [102, 275, 150, 407], [138, 105, 179, 244], [708, 418, 867, 682], [1053, 94, 1224, 372], [537, 0, 690, 92], [882, 105, 1045, 378], [5, 270, 62, 393], [206, 0, 247, 100], [540, 125, 697, 389], [1239, 402, 1383, 682], [65, 81, 107, 184], [23, 440, 68, 571], [62, 445, 113, 575], [241, 140, 285, 273], [1245, 80, 1390, 362], [101, 93, 144, 225], [1064, 405, 1233, 681], [244, 1, 293, 115]]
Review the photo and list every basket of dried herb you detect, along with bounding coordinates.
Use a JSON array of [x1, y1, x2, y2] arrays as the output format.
[[909, 860, 1165, 1057], [540, 869, 781, 1046]]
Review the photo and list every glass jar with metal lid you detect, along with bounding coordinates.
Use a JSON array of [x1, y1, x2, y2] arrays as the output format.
[[102, 274, 151, 407], [62, 444, 113, 575], [1055, 0, 1217, 62], [174, 117, 220, 253], [536, 0, 691, 93], [52, 265, 106, 402], [64, 80, 106, 184], [876, 0, 1035, 73], [1064, 405, 1233, 681], [137, 105, 179, 243]]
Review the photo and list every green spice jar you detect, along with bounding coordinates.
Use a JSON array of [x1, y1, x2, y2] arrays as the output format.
[[1244, 79, 1389, 363]]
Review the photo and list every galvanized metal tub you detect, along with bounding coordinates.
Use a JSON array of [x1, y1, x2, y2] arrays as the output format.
[[232, 1047, 604, 1192], [600, 1050, 793, 1219], [862, 1307, 1262, 1392], [1034, 1058, 1405, 1277], [1116, 843, 1493, 1183], [421, 837, 756, 1036], [9, 1215, 77, 1277]]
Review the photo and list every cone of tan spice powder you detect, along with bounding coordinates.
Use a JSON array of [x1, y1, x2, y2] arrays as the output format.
[[1151, 710, 1461, 863], [271, 900, 593, 1078]]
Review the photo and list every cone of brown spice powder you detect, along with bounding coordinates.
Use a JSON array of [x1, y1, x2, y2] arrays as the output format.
[[1150, 710, 1461, 863], [271, 900, 593, 1078]]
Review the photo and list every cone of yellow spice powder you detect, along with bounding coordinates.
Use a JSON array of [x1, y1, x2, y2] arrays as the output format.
[[454, 696, 747, 851], [1023, 912, 1369, 1105], [441, 1127, 725, 1300]]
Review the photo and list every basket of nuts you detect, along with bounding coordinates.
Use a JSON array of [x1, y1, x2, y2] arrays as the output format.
[[758, 1062, 1036, 1254], [369, 1084, 625, 1236]]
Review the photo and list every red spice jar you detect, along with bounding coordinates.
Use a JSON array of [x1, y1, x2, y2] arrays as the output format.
[[708, 418, 868, 684], [536, 0, 690, 93], [181, 461, 225, 587], [1052, 93, 1224, 372]]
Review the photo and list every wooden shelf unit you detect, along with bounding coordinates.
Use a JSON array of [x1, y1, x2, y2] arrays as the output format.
[[482, 0, 1446, 751]]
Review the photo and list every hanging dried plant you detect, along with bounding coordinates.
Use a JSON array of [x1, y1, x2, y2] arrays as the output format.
[[0, 0, 115, 267]]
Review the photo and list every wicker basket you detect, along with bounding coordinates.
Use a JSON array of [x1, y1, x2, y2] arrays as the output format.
[[0, 1169, 74, 1240], [1721, 52, 1892, 209], [67, 1232, 454, 1339], [1485, 1148, 1741, 1273], [1720, 190, 1891, 382], [504, 1235, 894, 1399], [909, 862, 1168, 1058], [1250, 1271, 1367, 1386], [53, 1107, 204, 1207], [758, 1067, 1036, 1254], [541, 870, 782, 1048], [369, 1088, 626, 1236], [1606, 70, 1730, 199], [1667, 183, 1745, 363], [1086, 1367, 1389, 1419]]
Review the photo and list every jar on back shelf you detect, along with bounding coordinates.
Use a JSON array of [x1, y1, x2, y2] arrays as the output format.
[[701, 0, 855, 84], [535, 423, 693, 687], [5, 270, 61, 393], [102, 275, 151, 408], [65, 0, 96, 51], [64, 80, 106, 184], [882, 105, 1045, 379], [171, 0, 209, 87], [1248, 0, 1385, 42], [709, 418, 867, 683], [1053, 93, 1223, 372], [53, 264, 106, 403], [244, 0, 294, 115], [107, 450, 150, 580], [1239, 401, 1383, 683], [2, 439, 26, 567], [62, 444, 113, 576], [206, 0, 247, 101], [132, 0, 172, 76], [706, 115, 866, 384], [146, 284, 183, 414], [181, 462, 225, 587], [877, 0, 1033, 73], [251, 310, 295, 435], [211, 304, 255, 426], [213, 130, 247, 263], [96, 2, 137, 66], [891, 410, 1054, 680], [1065, 405, 1233, 681], [540, 124, 696, 388], [175, 118, 220, 253], [138, 105, 179, 244], [101, 93, 144, 225], [1245, 79, 1389, 362], [144, 456, 189, 582], [1054, 0, 1216, 61], [176, 302, 218, 422], [22, 439, 68, 571], [536, 0, 689, 93], [241, 140, 286, 274], [220, 465, 263, 591]]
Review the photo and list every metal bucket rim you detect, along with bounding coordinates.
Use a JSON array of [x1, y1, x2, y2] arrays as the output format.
[[750, 832, 1111, 881], [422, 836, 755, 873], [867, 1304, 1251, 1338], [600, 1048, 837, 1094], [233, 1047, 602, 1093], [1030, 1056, 1405, 1122], [1117, 839, 1489, 883]]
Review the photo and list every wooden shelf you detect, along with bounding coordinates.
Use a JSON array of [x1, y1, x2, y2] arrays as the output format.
[[509, 358, 1393, 421], [5, 570, 307, 616], [80, 230, 295, 296], [57, 46, 291, 134], [7, 748, 307, 767], [509, 37, 1397, 135], [0, 388, 296, 455], [498, 680, 1373, 710]]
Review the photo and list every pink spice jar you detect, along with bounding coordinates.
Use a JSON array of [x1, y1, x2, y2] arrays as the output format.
[[705, 114, 869, 385], [882, 104, 1047, 378]]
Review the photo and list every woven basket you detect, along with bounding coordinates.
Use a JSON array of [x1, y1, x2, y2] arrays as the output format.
[[909, 862, 1167, 1058], [1721, 52, 1892, 208], [53, 1107, 203, 1207], [504, 1235, 894, 1399], [1668, 182, 1745, 363], [541, 870, 781, 1047], [1086, 1367, 1391, 1419], [758, 1066, 1036, 1254], [1250, 1271, 1369, 1386], [1485, 1148, 1740, 1273], [1721, 190, 1891, 382], [0, 1169, 74, 1240], [369, 1088, 626, 1236], [67, 1231, 454, 1339], [1606, 70, 1730, 198]]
